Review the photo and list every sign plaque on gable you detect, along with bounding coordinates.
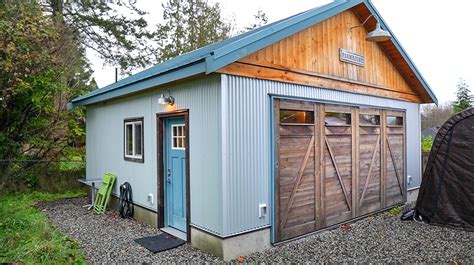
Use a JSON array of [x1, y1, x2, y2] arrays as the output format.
[[339, 49, 365, 67]]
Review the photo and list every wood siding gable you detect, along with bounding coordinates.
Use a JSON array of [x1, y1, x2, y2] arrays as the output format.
[[217, 9, 423, 103]]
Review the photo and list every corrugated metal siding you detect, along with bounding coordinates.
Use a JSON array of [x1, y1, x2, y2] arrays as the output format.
[[221, 74, 421, 236], [86, 75, 223, 234]]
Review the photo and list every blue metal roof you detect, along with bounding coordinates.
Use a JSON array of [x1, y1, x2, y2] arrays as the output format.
[[69, 0, 437, 109]]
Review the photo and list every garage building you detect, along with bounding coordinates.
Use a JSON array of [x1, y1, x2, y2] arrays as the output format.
[[69, 0, 437, 260]]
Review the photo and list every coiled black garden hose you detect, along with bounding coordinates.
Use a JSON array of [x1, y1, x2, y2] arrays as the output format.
[[119, 182, 134, 218]]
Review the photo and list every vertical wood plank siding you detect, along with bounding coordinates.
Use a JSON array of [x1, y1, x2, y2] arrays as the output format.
[[217, 9, 425, 103], [221, 74, 420, 237]]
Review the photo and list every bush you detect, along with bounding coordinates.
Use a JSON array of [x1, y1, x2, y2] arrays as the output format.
[[0, 161, 87, 196], [421, 135, 433, 152], [389, 207, 401, 215]]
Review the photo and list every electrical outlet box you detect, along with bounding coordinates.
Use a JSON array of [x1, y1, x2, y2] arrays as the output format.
[[259, 203, 267, 218], [148, 193, 154, 205]]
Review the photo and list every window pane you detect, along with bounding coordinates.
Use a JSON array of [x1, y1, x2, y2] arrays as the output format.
[[387, 116, 403, 126], [360, 114, 380, 126], [173, 137, 178, 148], [325, 112, 351, 126], [135, 123, 142, 156], [126, 124, 133, 155], [178, 137, 183, 148], [173, 126, 177, 137], [280, 110, 314, 124]]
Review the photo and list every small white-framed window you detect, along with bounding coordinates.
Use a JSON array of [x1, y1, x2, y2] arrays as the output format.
[[171, 124, 185, 150], [124, 118, 144, 162]]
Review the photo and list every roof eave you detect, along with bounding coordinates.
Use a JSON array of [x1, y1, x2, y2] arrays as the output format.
[[365, 0, 438, 105], [68, 61, 207, 109]]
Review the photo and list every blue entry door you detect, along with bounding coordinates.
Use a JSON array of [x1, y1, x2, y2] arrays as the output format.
[[164, 117, 187, 232]]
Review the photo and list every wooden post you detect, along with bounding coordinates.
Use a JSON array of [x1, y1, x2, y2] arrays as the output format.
[[273, 99, 281, 242], [381, 110, 387, 208], [319, 104, 326, 228], [351, 108, 359, 218], [314, 104, 322, 229]]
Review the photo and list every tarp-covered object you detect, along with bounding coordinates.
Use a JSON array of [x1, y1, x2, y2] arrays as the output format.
[[416, 108, 474, 231]]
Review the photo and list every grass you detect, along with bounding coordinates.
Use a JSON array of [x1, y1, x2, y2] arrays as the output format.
[[0, 191, 88, 264]]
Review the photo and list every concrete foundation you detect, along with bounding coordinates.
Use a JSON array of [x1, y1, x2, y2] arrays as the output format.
[[88, 190, 158, 228], [191, 227, 271, 260], [407, 188, 420, 203]]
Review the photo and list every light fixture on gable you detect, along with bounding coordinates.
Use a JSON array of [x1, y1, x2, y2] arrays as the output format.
[[350, 14, 391, 42], [158, 89, 175, 106]]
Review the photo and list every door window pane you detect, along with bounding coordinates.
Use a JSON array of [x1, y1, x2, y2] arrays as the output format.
[[172, 124, 185, 149], [387, 116, 403, 126], [325, 112, 351, 126], [360, 114, 380, 126], [280, 110, 314, 124]]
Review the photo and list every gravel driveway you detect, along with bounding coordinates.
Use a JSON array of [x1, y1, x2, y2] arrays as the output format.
[[38, 197, 473, 263]]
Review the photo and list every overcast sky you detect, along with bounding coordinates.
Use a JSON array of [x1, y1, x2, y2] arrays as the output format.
[[88, 0, 474, 104]]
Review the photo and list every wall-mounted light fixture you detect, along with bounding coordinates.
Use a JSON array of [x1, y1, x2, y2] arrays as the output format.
[[158, 89, 175, 106], [350, 14, 391, 42]]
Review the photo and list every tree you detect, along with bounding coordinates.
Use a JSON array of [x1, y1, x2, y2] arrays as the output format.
[[452, 78, 472, 113], [0, 2, 95, 177], [421, 103, 453, 131], [155, 0, 233, 62], [244, 9, 269, 31], [43, 0, 157, 73]]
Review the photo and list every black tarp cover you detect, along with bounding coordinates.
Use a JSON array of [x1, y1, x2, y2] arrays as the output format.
[[416, 108, 474, 231]]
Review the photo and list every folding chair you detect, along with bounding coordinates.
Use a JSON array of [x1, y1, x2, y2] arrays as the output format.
[[93, 173, 117, 214]]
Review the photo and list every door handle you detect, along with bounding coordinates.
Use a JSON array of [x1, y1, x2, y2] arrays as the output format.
[[166, 168, 172, 183]]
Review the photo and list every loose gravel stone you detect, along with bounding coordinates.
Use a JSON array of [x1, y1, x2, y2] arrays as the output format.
[[37, 198, 474, 263], [36, 197, 220, 263]]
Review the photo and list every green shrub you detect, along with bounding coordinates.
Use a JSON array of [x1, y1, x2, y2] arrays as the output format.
[[421, 135, 433, 152], [389, 207, 401, 215], [1, 162, 87, 196]]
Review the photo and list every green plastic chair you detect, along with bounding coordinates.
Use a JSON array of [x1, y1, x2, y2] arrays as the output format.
[[93, 173, 117, 214]]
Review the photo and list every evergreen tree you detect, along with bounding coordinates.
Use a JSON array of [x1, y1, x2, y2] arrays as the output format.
[[244, 10, 269, 31], [452, 78, 472, 113], [155, 0, 233, 62], [44, 0, 157, 73]]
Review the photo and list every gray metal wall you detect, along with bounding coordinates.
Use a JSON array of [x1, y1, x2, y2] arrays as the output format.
[[221, 74, 422, 236], [86, 75, 224, 234]]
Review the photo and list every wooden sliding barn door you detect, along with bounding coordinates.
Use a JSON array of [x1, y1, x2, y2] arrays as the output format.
[[274, 99, 318, 241], [358, 109, 382, 215], [322, 105, 355, 226], [383, 111, 406, 207], [274, 99, 406, 242]]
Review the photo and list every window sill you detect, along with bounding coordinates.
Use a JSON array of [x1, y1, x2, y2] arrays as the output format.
[[124, 156, 144, 163]]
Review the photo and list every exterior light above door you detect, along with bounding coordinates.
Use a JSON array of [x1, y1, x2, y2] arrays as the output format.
[[158, 89, 175, 106]]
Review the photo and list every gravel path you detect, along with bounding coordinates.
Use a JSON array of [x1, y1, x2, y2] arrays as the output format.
[[37, 197, 219, 263], [38, 198, 473, 263]]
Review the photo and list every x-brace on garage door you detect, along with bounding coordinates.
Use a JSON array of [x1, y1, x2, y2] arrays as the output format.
[[273, 98, 406, 242]]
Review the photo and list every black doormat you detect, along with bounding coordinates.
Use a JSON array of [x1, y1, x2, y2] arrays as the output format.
[[134, 233, 185, 253]]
